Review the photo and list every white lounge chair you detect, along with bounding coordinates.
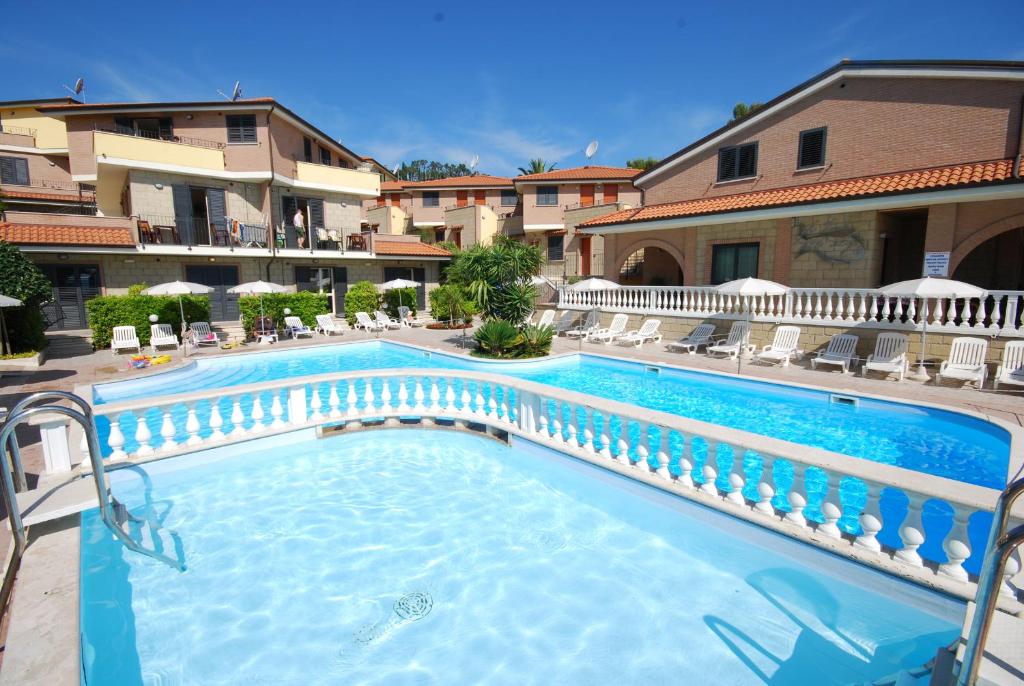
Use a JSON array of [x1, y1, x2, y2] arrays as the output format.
[[810, 333, 859, 374], [111, 326, 141, 355], [553, 310, 579, 335], [754, 326, 802, 367], [354, 311, 384, 332], [588, 313, 629, 344], [284, 316, 313, 339], [188, 322, 221, 347], [149, 324, 179, 352], [565, 310, 600, 339], [861, 332, 909, 381], [616, 319, 663, 347], [315, 314, 343, 336], [706, 321, 752, 360], [937, 337, 988, 389], [994, 340, 1024, 391], [535, 309, 555, 329], [375, 311, 402, 330], [397, 306, 425, 327], [667, 323, 717, 354]]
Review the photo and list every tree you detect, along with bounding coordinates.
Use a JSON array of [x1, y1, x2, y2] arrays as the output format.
[[445, 236, 542, 323], [731, 102, 764, 122], [395, 160, 474, 181], [625, 157, 659, 171], [0, 241, 53, 354], [517, 159, 556, 175]]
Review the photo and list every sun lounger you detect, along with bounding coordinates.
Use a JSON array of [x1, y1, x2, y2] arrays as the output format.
[[284, 316, 313, 339], [994, 340, 1024, 391], [553, 310, 579, 335], [188, 322, 221, 347], [667, 323, 716, 354], [587, 313, 629, 344], [936, 336, 988, 389], [565, 310, 600, 339], [706, 321, 751, 360], [754, 326, 801, 367], [861, 332, 909, 381], [149, 324, 179, 352], [615, 319, 662, 347], [376, 311, 402, 330], [315, 314, 344, 336], [810, 333, 859, 374], [111, 326, 142, 355], [354, 312, 383, 332]]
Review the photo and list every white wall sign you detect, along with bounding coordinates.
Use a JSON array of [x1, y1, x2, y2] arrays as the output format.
[[923, 251, 950, 277]]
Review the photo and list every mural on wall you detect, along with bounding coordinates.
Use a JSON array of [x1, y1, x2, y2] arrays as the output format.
[[794, 216, 868, 265]]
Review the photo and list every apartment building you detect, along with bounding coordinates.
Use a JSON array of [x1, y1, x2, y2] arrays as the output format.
[[513, 166, 641, 280], [579, 60, 1024, 292], [0, 97, 448, 329]]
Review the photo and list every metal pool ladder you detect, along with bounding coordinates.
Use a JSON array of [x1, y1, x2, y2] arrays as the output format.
[[0, 391, 185, 572], [955, 475, 1024, 685]]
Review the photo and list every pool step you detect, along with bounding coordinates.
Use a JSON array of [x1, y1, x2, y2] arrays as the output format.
[[928, 602, 1024, 685]]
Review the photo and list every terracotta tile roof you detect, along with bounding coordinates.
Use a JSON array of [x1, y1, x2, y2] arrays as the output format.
[[405, 174, 513, 189], [515, 165, 643, 182], [373, 240, 451, 257], [0, 222, 135, 246], [581, 159, 1023, 228], [1, 188, 95, 202], [380, 181, 408, 192]]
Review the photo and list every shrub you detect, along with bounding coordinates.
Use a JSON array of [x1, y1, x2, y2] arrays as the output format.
[[343, 281, 381, 326], [86, 294, 210, 349], [239, 292, 329, 334], [382, 287, 418, 319], [516, 324, 554, 357], [473, 319, 519, 358], [444, 236, 542, 321], [0, 241, 52, 354], [429, 284, 476, 324]]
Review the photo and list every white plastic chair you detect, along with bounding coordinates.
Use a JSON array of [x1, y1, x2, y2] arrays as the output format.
[[149, 324, 179, 352], [535, 309, 555, 329], [588, 313, 629, 344], [810, 333, 859, 374], [354, 312, 384, 332], [553, 310, 579, 335], [994, 341, 1024, 391], [706, 321, 752, 360], [564, 310, 600, 339], [284, 316, 313, 339], [615, 319, 662, 347], [667, 323, 716, 354], [861, 332, 909, 381], [754, 326, 801, 367], [375, 311, 402, 330], [937, 337, 989, 389], [315, 314, 343, 336], [111, 326, 141, 355], [188, 322, 220, 347]]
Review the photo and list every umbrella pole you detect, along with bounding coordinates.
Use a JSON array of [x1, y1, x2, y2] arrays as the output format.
[[179, 295, 190, 359], [909, 318, 930, 381]]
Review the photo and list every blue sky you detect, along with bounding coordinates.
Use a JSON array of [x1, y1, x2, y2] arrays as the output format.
[[2, 1, 1022, 176]]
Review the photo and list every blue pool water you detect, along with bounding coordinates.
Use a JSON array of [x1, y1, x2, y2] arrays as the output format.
[[81, 430, 962, 686]]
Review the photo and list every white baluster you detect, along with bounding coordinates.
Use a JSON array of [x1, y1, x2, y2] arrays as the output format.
[[185, 403, 202, 445], [566, 416, 579, 450], [460, 384, 472, 415], [209, 401, 225, 441], [615, 428, 631, 466], [160, 410, 177, 450], [310, 384, 324, 421], [107, 416, 127, 461], [582, 410, 596, 454], [270, 392, 285, 429], [251, 396, 265, 433], [328, 382, 342, 419], [1001, 549, 1021, 597], [726, 450, 745, 506], [429, 377, 442, 413], [445, 380, 456, 411], [134, 412, 152, 456], [817, 472, 842, 539], [414, 378, 426, 412], [784, 463, 808, 528], [634, 423, 649, 472], [854, 481, 883, 552], [655, 429, 671, 481], [598, 418, 612, 459], [753, 455, 775, 516], [397, 377, 410, 412], [346, 381, 359, 417], [939, 506, 972, 582], [230, 397, 247, 437], [363, 380, 376, 416], [700, 463, 719, 497], [488, 387, 498, 419], [380, 379, 392, 413], [895, 493, 926, 567], [551, 408, 564, 445], [676, 433, 694, 489]]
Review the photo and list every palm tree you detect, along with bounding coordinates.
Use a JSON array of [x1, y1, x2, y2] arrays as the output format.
[[517, 158, 557, 175]]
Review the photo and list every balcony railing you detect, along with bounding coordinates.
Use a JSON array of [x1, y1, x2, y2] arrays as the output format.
[[138, 214, 269, 249], [95, 125, 225, 150], [0, 178, 95, 196], [558, 285, 1024, 336], [0, 125, 37, 137], [276, 224, 351, 252]]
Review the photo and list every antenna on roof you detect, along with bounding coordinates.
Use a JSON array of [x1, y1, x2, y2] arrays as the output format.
[[217, 81, 243, 101], [63, 78, 84, 100], [585, 139, 599, 160], [469, 155, 479, 174], [391, 162, 400, 175]]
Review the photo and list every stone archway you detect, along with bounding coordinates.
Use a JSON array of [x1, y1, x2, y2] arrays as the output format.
[[613, 238, 686, 286], [949, 212, 1024, 278], [952, 223, 1024, 290]]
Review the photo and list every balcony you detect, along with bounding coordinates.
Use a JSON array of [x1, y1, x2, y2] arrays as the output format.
[[93, 129, 226, 173], [0, 125, 37, 148], [137, 214, 269, 250], [292, 161, 380, 196]]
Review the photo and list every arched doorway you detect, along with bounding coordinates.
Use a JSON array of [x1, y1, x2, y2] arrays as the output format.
[[952, 226, 1024, 290], [617, 246, 684, 286]]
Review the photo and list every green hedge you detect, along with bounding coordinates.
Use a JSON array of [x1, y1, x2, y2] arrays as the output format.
[[382, 287, 417, 319], [239, 292, 329, 335], [86, 295, 210, 349], [343, 281, 380, 326], [0, 241, 51, 353]]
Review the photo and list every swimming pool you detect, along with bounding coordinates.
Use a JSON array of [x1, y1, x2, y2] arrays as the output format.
[[81, 430, 962, 685], [93, 340, 1011, 489]]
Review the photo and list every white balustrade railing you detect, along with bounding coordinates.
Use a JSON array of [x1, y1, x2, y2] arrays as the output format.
[[559, 286, 1024, 336], [91, 368, 1022, 602]]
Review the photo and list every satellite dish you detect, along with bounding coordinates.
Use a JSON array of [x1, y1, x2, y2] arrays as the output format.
[[231, 81, 242, 101], [469, 154, 479, 170], [585, 140, 599, 159], [63, 78, 85, 99], [391, 163, 400, 175]]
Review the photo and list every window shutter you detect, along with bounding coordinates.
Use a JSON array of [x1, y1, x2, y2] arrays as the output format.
[[308, 198, 325, 228], [737, 144, 757, 178], [0, 156, 28, 185], [171, 185, 194, 244], [718, 148, 738, 181], [282, 195, 298, 226], [303, 138, 313, 163], [226, 115, 256, 143], [798, 128, 826, 168], [206, 188, 227, 236]]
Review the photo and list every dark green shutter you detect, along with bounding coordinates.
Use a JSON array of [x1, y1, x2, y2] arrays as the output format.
[[206, 188, 227, 241], [171, 185, 194, 244], [308, 198, 325, 229], [0, 156, 29, 185]]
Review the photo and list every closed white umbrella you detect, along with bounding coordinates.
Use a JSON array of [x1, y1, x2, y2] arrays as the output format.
[[714, 277, 789, 373], [878, 277, 987, 381], [227, 280, 289, 318], [0, 294, 24, 356], [379, 278, 420, 310], [144, 281, 214, 357]]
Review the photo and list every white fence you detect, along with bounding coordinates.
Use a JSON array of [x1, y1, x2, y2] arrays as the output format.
[[91, 368, 1022, 603], [559, 286, 1024, 336]]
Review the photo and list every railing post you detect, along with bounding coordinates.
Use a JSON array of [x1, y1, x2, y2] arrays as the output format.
[[288, 386, 308, 425]]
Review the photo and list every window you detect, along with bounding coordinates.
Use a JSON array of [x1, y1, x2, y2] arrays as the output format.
[[798, 127, 827, 169], [319, 145, 331, 166], [434, 229, 445, 243], [422, 191, 440, 207], [547, 234, 565, 261], [717, 142, 758, 182], [536, 185, 558, 206], [711, 243, 759, 284], [303, 137, 313, 163], [0, 156, 30, 185], [115, 117, 173, 140], [225, 115, 257, 144], [500, 189, 518, 206]]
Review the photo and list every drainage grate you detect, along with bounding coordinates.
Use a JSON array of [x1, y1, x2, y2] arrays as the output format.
[[394, 592, 433, 621], [830, 394, 859, 408], [645, 365, 660, 374]]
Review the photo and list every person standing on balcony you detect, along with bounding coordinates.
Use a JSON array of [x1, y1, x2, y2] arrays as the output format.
[[293, 207, 306, 249]]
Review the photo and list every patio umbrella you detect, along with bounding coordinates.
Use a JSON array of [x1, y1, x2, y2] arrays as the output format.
[[566, 277, 621, 349], [379, 278, 420, 311], [878, 277, 986, 381], [227, 280, 289, 318], [0, 294, 24, 357], [713, 277, 789, 373], [144, 281, 214, 358]]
